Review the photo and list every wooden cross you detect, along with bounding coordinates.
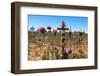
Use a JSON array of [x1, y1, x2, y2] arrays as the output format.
[[57, 21, 69, 59]]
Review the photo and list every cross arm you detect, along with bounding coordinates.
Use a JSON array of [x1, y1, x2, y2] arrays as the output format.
[[57, 28, 69, 30]]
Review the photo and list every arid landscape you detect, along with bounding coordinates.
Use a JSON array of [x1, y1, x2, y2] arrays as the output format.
[[28, 15, 88, 61], [28, 28, 88, 61]]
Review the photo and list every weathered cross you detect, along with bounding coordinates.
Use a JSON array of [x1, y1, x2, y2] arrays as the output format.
[[57, 21, 69, 59]]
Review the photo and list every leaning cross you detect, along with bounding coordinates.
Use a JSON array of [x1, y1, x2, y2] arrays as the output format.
[[57, 21, 69, 59]]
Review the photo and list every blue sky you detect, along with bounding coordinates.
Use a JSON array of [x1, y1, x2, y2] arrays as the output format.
[[28, 15, 88, 33]]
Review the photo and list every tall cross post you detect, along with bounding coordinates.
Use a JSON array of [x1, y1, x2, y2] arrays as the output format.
[[57, 21, 69, 59]]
